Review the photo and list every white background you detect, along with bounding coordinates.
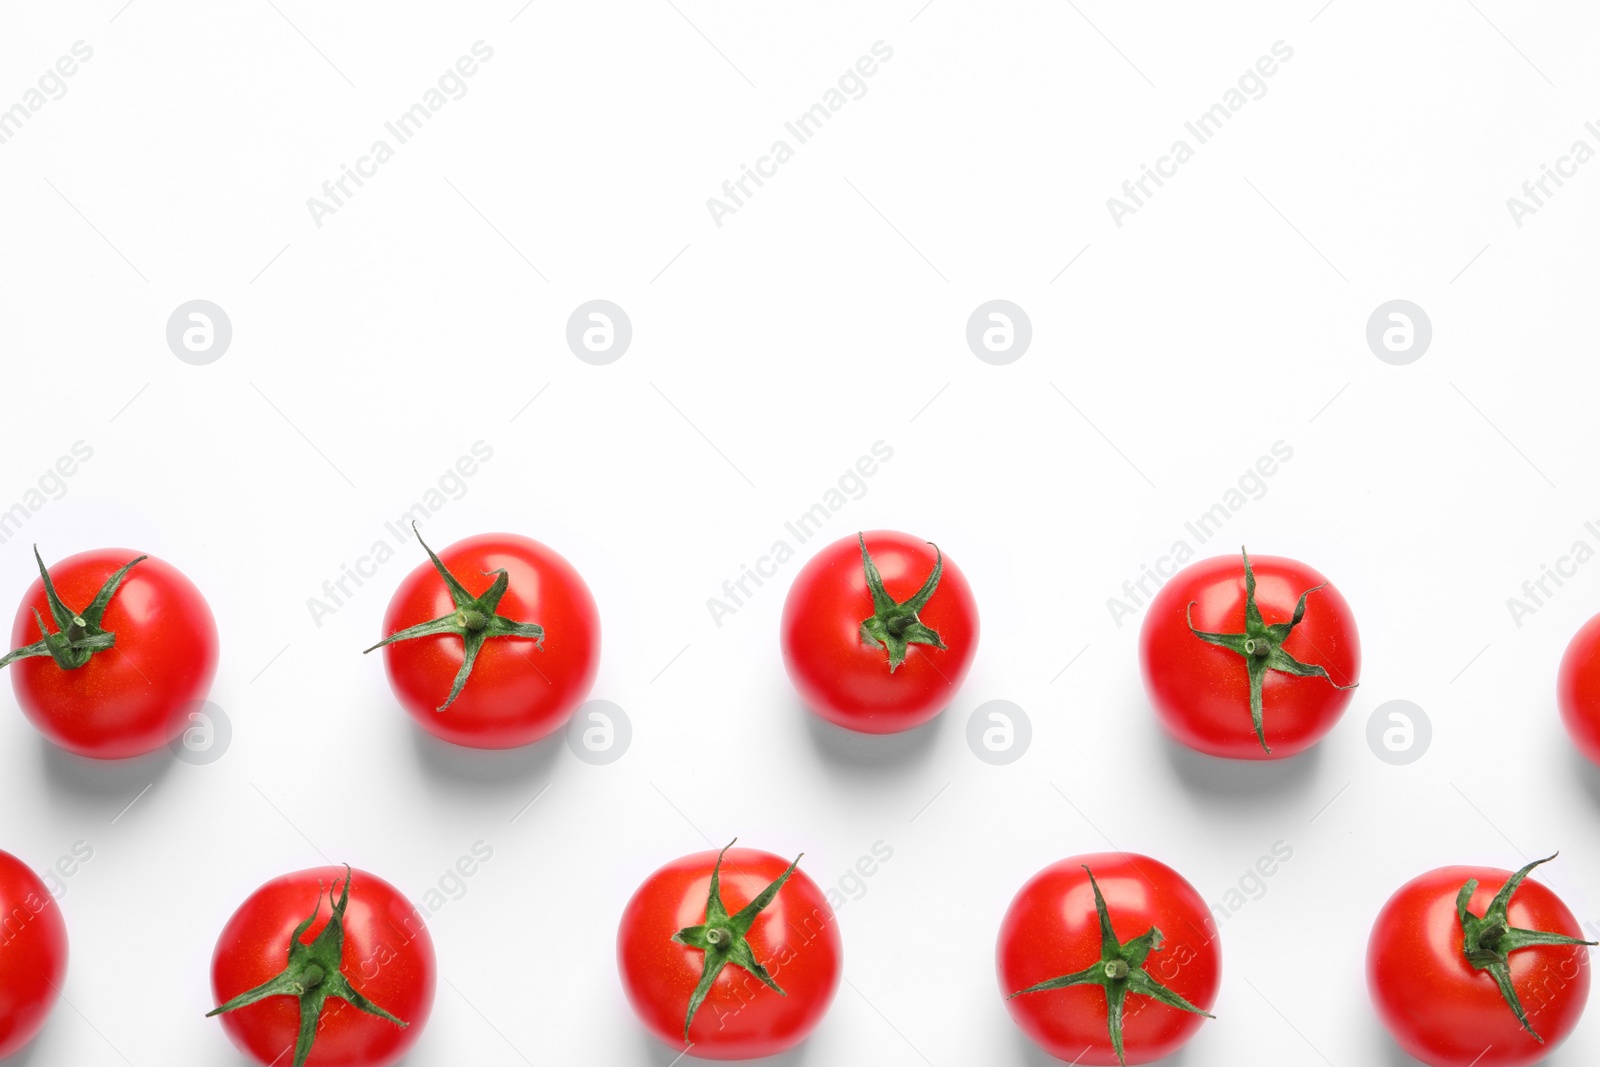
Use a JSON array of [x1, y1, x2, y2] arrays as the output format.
[[2, 2, 1600, 1065]]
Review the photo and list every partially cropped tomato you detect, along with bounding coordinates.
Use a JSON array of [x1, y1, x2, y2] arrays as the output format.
[[1139, 548, 1358, 759], [618, 842, 842, 1060], [3, 546, 218, 759], [1368, 855, 1592, 1067], [1557, 612, 1600, 765], [781, 530, 978, 733], [210, 865, 435, 1067], [368, 529, 599, 749], [0, 849, 68, 1059], [998, 853, 1220, 1066]]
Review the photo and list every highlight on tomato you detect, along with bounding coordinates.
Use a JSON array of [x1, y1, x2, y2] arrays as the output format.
[[1139, 547, 1359, 759], [617, 840, 842, 1060], [1, 545, 219, 759], [997, 853, 1220, 1066], [366, 525, 599, 749], [1557, 611, 1600, 765], [0, 848, 68, 1059], [1368, 854, 1594, 1067], [780, 530, 979, 733], [209, 864, 435, 1067]]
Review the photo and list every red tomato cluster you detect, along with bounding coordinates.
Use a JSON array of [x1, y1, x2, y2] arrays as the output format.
[[1139, 549, 1359, 759], [4, 523, 1600, 1066], [0, 850, 67, 1060], [1368, 858, 1591, 1067], [368, 530, 600, 749], [617, 843, 842, 1059], [781, 530, 979, 733], [210, 866, 436, 1067], [4, 547, 217, 759], [997, 854, 1220, 1065]]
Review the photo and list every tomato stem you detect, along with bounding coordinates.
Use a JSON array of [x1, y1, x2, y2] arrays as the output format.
[[1455, 853, 1596, 1042], [0, 546, 146, 673], [670, 840, 802, 1042], [1185, 547, 1357, 754], [362, 524, 546, 711], [856, 533, 947, 672], [207, 866, 409, 1067]]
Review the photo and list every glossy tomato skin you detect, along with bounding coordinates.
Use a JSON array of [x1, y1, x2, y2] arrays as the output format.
[[211, 866, 435, 1067], [1368, 866, 1589, 1067], [9, 549, 218, 760], [997, 853, 1220, 1065], [1139, 553, 1359, 759], [380, 533, 599, 749], [617, 847, 842, 1060], [0, 850, 68, 1059], [780, 530, 978, 734], [1557, 612, 1600, 765]]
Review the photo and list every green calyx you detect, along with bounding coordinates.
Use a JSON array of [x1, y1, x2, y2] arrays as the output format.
[[362, 524, 544, 710], [1455, 853, 1596, 1042], [857, 533, 946, 672], [1009, 866, 1213, 1067], [1186, 546, 1356, 753], [207, 866, 408, 1067], [0, 546, 146, 672], [672, 839, 801, 1042]]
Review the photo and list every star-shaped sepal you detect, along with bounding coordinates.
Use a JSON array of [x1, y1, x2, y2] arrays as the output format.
[[1186, 547, 1357, 753], [363, 524, 545, 710], [856, 533, 947, 672], [0, 546, 147, 672], [672, 840, 802, 1042], [1454, 853, 1596, 1042], [1008, 866, 1214, 1067], [207, 866, 409, 1067]]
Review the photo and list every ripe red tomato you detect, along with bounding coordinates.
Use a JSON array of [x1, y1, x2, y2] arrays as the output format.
[[997, 853, 1220, 1066], [0, 849, 68, 1059], [369, 530, 599, 749], [780, 530, 978, 733], [3, 547, 218, 759], [1557, 612, 1600, 765], [210, 865, 435, 1067], [1139, 549, 1359, 759], [617, 843, 842, 1060], [1367, 856, 1592, 1067]]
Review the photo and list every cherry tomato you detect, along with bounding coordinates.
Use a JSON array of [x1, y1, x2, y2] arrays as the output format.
[[210, 865, 435, 1067], [617, 843, 842, 1060], [1368, 856, 1592, 1067], [370, 530, 599, 749], [0, 849, 68, 1059], [4, 547, 218, 759], [1557, 611, 1600, 765], [1139, 548, 1359, 759], [781, 530, 978, 733], [997, 853, 1220, 1066]]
